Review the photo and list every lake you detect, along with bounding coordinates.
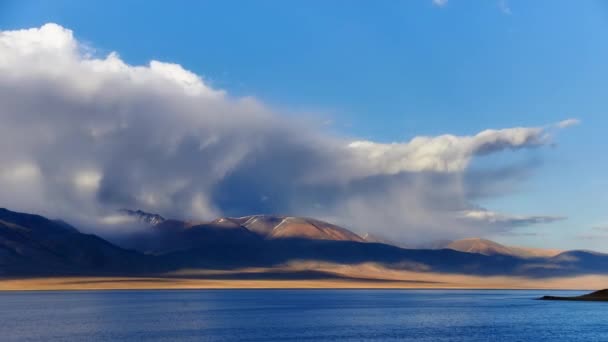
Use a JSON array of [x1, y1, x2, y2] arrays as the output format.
[[1, 289, 607, 341]]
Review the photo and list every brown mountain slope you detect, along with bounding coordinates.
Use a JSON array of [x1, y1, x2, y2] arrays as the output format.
[[446, 238, 561, 258], [117, 214, 365, 255], [118, 209, 365, 243], [229, 215, 365, 242]]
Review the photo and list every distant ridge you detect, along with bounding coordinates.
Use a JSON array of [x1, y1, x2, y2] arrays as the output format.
[[445, 238, 562, 258]]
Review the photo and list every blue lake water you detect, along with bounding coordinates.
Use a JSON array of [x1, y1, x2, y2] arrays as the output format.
[[1, 289, 607, 341]]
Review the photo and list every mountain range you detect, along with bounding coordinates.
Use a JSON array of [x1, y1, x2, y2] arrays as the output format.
[[1, 207, 607, 279], [444, 238, 562, 259]]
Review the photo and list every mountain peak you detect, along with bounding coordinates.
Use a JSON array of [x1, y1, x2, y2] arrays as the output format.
[[118, 209, 165, 225], [207, 214, 365, 242]]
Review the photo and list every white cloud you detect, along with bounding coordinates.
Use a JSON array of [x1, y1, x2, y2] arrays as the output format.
[[556, 118, 580, 128], [0, 162, 41, 184], [433, 0, 448, 7], [461, 209, 564, 227], [347, 126, 548, 175], [0, 23, 570, 243], [73, 170, 102, 192]]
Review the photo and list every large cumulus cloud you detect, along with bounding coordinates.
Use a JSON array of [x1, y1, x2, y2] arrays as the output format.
[[0, 23, 571, 242]]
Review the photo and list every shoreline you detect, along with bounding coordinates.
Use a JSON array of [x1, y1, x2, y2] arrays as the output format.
[[0, 276, 599, 292], [539, 289, 608, 301]]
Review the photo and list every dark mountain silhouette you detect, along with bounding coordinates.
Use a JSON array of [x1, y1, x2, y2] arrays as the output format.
[[121, 218, 263, 255], [2, 208, 608, 279], [0, 208, 155, 276], [546, 250, 608, 274], [118, 209, 165, 225], [540, 289, 608, 301]]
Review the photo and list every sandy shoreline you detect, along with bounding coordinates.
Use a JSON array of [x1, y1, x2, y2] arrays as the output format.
[[1, 275, 605, 291], [2, 262, 605, 291], [0, 277, 445, 291]]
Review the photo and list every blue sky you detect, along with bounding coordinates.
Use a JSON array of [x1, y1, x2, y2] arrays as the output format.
[[1, 0, 607, 250]]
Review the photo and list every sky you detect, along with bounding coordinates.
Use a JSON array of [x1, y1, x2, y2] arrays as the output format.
[[0, 0, 607, 250]]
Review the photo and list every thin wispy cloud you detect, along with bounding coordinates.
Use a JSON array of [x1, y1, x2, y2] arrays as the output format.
[[574, 225, 608, 240], [577, 234, 608, 241], [461, 209, 564, 228], [433, 0, 448, 8], [556, 118, 581, 129], [498, 0, 512, 15]]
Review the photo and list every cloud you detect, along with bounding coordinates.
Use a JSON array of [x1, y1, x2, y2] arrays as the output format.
[[498, 0, 512, 15], [346, 126, 547, 175], [591, 225, 608, 232], [433, 0, 448, 7], [496, 232, 540, 237], [574, 225, 608, 241], [556, 118, 580, 129], [577, 233, 608, 241], [0, 23, 571, 243], [460, 209, 564, 229]]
